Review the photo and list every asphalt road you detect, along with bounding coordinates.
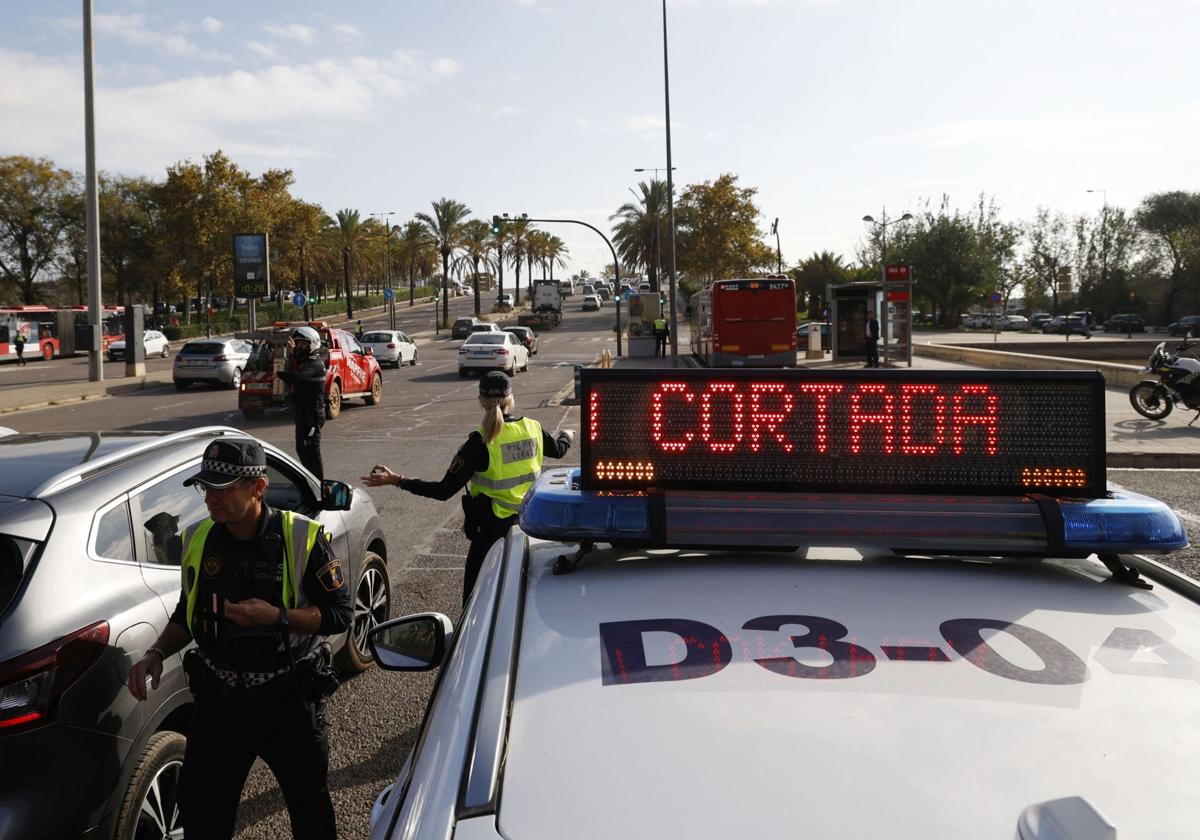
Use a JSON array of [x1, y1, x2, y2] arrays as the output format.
[[0, 292, 485, 392], [5, 304, 1199, 838], [2, 296, 609, 839]]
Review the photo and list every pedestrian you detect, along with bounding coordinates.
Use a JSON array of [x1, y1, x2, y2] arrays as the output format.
[[277, 326, 326, 480], [1083, 309, 1094, 339], [354, 320, 364, 341], [361, 370, 574, 605], [865, 308, 880, 368], [125, 438, 350, 840], [654, 316, 668, 357], [13, 329, 27, 366]]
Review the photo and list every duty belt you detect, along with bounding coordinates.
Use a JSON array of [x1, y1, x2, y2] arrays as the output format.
[[198, 650, 304, 689]]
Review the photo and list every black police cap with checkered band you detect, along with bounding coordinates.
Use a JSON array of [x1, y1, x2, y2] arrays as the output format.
[[183, 438, 268, 488]]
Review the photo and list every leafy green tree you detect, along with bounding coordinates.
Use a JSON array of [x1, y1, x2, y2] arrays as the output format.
[[1073, 206, 1142, 318], [675, 174, 775, 289], [1022, 207, 1074, 317], [456, 219, 493, 316], [396, 220, 435, 305], [416, 198, 472, 325], [791, 251, 848, 314], [0, 155, 77, 304], [1136, 191, 1200, 323], [504, 218, 532, 304], [330, 208, 372, 319], [610, 179, 668, 288], [99, 174, 158, 307]]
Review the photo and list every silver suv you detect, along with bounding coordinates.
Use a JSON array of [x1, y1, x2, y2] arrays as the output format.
[[173, 337, 254, 389], [0, 427, 390, 840]]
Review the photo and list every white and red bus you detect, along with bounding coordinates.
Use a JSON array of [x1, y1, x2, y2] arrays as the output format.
[[690, 276, 797, 367], [0, 306, 124, 361]]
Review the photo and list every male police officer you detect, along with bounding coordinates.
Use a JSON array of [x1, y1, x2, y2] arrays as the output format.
[[126, 438, 351, 840], [654, 316, 668, 357], [277, 325, 327, 480]]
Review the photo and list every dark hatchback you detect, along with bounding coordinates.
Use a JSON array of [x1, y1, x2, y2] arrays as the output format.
[[503, 326, 539, 355], [1168, 315, 1200, 337], [1103, 314, 1145, 332]]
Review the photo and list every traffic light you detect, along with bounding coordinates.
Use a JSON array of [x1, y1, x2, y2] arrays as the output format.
[[491, 215, 502, 235]]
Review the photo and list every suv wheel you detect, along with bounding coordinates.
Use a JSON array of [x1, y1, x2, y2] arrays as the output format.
[[336, 552, 391, 673], [113, 730, 185, 840], [326, 381, 342, 419], [365, 372, 383, 406]]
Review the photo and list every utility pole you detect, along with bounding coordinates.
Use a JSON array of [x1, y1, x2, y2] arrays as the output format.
[[83, 0, 103, 382], [662, 0, 680, 364], [770, 218, 782, 274]]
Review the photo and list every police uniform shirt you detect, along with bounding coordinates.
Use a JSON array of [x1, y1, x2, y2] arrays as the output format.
[[169, 503, 351, 673], [400, 417, 572, 503], [277, 354, 326, 418]]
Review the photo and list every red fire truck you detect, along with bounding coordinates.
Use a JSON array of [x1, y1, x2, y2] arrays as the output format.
[[237, 321, 384, 420], [0, 306, 124, 361]]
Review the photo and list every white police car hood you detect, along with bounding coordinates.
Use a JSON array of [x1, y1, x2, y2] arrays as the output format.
[[496, 545, 1200, 839]]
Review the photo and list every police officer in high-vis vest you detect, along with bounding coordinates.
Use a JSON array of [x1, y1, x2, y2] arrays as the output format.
[[654, 316, 668, 357], [362, 371, 573, 604], [126, 438, 351, 840]]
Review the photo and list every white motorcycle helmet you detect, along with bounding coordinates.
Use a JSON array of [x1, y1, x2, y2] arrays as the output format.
[[292, 326, 321, 346]]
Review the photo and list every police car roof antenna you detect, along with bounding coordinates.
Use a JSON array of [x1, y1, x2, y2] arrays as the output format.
[[552, 541, 595, 575]]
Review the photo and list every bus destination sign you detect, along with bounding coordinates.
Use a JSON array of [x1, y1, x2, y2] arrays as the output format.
[[580, 369, 1105, 497]]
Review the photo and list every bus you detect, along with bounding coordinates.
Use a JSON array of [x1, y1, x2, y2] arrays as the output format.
[[689, 276, 797, 367], [0, 306, 124, 361]]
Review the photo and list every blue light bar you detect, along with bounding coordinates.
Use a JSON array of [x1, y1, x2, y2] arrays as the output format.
[[1060, 492, 1188, 553], [520, 470, 1189, 556], [520, 468, 651, 543]]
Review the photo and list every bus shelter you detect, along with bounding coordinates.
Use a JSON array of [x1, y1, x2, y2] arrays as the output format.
[[827, 278, 913, 366]]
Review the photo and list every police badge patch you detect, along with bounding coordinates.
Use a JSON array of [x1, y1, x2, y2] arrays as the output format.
[[317, 559, 345, 591], [203, 554, 222, 577]]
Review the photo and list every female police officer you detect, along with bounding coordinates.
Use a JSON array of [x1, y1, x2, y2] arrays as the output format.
[[362, 370, 573, 604]]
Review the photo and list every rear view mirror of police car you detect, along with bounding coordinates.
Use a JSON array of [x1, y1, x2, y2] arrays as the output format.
[[321, 479, 354, 511], [369, 613, 454, 672]]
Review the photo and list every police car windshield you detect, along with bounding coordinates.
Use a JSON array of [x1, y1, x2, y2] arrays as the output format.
[[465, 334, 505, 344]]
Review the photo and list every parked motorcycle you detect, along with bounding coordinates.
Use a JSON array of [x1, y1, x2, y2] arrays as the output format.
[[1129, 336, 1200, 423]]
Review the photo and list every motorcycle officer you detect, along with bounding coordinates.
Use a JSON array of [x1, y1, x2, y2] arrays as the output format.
[[277, 326, 327, 480]]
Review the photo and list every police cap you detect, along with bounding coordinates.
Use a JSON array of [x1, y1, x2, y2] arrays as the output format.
[[183, 438, 268, 488], [479, 370, 512, 399]]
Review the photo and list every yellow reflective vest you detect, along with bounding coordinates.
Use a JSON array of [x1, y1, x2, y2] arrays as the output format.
[[654, 318, 667, 332], [469, 417, 544, 519], [180, 510, 321, 636]]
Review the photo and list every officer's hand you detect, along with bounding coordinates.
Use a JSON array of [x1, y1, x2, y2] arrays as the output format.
[[361, 465, 400, 487], [560, 429, 576, 444], [224, 597, 277, 628], [127, 652, 163, 702]]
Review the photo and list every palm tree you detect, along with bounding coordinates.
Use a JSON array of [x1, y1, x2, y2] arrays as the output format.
[[505, 218, 533, 304], [331, 208, 372, 319], [416, 198, 472, 325], [488, 225, 507, 303], [396, 220, 434, 306], [610, 179, 669, 289], [456, 219, 493, 317], [542, 234, 569, 281]]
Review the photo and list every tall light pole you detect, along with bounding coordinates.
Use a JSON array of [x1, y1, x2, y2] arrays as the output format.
[[83, 0, 103, 382], [861, 212, 913, 366], [770, 218, 782, 274], [1087, 189, 1108, 318], [660, 0, 680, 364]]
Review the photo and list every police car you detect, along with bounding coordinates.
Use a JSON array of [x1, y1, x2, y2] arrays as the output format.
[[366, 368, 1197, 839]]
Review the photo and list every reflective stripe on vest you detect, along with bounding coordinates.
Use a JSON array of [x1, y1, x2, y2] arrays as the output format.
[[469, 417, 543, 519], [180, 510, 321, 636]]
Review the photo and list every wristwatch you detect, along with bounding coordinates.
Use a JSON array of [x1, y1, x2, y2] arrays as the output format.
[[278, 606, 290, 630]]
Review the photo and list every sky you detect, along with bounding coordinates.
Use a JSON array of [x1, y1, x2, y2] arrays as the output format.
[[2, 0, 1199, 277]]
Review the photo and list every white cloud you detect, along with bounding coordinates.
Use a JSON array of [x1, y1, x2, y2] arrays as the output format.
[[429, 57, 463, 79], [0, 47, 463, 171], [263, 23, 317, 45], [201, 17, 223, 34], [495, 104, 524, 117], [332, 24, 362, 44], [247, 41, 285, 62], [574, 117, 592, 129], [52, 12, 230, 61]]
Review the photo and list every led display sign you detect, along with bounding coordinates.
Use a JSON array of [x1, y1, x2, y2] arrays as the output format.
[[581, 369, 1105, 497]]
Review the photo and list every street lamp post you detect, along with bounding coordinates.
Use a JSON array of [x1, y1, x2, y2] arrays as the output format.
[[83, 0, 103, 382], [660, 0, 680, 365], [861, 212, 913, 367], [770, 218, 782, 274]]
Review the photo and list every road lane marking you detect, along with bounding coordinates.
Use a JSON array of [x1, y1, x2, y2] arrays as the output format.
[[153, 401, 191, 411]]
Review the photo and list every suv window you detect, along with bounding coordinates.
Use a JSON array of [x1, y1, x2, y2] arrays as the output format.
[[264, 458, 312, 512], [135, 469, 210, 566], [94, 502, 136, 564]]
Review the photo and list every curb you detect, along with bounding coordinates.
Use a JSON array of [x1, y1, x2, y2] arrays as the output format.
[[1107, 453, 1200, 469]]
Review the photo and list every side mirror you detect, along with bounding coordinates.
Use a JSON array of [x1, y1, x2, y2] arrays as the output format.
[[321, 479, 353, 510], [369, 613, 454, 671]]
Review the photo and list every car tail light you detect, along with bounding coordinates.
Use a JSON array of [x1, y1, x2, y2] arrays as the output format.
[[386, 343, 396, 349], [173, 356, 183, 365], [0, 621, 109, 735], [211, 354, 229, 362], [494, 348, 509, 355]]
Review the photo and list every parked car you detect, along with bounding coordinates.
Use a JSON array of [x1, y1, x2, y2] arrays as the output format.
[[582, 294, 601, 312], [1029, 312, 1053, 329], [1103, 314, 1145, 333], [498, 293, 515, 311], [504, 326, 539, 356], [1168, 315, 1200, 337], [452, 318, 486, 340], [1002, 314, 1030, 331], [458, 332, 529, 377], [173, 337, 253, 390], [596, 286, 612, 301], [361, 330, 417, 367], [0, 427, 388, 840], [107, 330, 169, 362], [1042, 315, 1090, 335]]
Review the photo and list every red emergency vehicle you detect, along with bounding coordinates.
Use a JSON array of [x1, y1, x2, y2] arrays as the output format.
[[236, 321, 383, 420]]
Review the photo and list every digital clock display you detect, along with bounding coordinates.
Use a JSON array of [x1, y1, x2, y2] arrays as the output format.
[[581, 369, 1105, 497]]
